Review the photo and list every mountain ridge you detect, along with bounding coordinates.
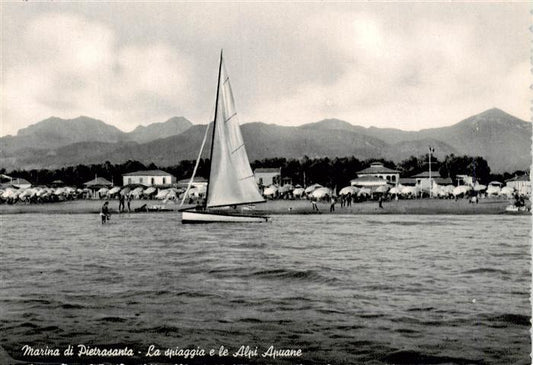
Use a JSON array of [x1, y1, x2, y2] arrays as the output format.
[[0, 108, 530, 173]]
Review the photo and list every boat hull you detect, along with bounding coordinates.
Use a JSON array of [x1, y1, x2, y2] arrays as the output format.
[[181, 210, 269, 223]]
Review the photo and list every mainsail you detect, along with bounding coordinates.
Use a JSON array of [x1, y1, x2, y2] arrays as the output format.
[[206, 56, 265, 208]]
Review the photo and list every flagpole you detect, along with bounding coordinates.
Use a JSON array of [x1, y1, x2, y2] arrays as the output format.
[[428, 146, 434, 198]]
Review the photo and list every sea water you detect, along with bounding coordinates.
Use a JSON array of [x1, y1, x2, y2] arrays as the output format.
[[0, 213, 530, 364]]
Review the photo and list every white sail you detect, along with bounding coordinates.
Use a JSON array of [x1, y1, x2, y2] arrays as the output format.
[[206, 57, 265, 208]]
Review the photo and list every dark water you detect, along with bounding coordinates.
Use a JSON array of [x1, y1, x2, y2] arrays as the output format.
[[1, 213, 530, 365]]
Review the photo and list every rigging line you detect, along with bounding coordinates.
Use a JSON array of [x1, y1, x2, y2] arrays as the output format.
[[231, 143, 245, 154], [238, 174, 254, 181], [179, 122, 211, 207], [224, 112, 237, 124]]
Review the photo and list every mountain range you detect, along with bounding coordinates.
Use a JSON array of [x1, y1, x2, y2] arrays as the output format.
[[0, 108, 530, 173]]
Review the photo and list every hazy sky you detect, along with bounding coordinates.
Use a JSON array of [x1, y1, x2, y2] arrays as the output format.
[[1, 1, 530, 136]]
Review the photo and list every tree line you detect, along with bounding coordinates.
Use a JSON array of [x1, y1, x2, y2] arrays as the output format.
[[2, 154, 527, 189]]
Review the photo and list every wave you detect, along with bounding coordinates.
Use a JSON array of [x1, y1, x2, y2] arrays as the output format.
[[481, 313, 531, 327], [209, 267, 338, 284], [462, 268, 510, 275], [97, 316, 127, 323], [249, 268, 337, 283], [407, 307, 435, 312], [382, 349, 484, 364]]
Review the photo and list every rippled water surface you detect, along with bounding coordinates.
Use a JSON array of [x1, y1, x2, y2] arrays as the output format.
[[1, 213, 530, 364]]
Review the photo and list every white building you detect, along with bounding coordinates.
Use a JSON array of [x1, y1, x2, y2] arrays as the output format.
[[177, 176, 208, 189], [254, 168, 281, 186], [412, 171, 453, 191], [356, 162, 400, 185], [506, 174, 531, 196], [122, 170, 176, 187], [456, 174, 474, 186]]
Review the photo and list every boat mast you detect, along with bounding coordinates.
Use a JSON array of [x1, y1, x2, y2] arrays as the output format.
[[204, 49, 224, 209]]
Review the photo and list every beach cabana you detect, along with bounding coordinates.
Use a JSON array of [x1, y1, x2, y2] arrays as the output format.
[[84, 177, 113, 188], [84, 177, 113, 199], [357, 188, 371, 197]]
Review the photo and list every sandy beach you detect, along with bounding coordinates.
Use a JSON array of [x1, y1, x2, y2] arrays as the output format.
[[0, 197, 524, 215]]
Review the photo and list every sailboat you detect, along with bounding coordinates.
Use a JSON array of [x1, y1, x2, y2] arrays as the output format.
[[181, 51, 268, 223]]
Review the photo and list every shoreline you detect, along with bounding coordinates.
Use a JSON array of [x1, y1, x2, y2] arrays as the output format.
[[0, 198, 527, 215]]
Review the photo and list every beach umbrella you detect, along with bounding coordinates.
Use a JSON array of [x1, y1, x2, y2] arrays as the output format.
[[339, 186, 359, 195], [2, 188, 17, 199], [305, 184, 322, 194], [130, 187, 144, 198], [164, 190, 177, 200], [389, 187, 401, 195], [64, 186, 76, 194], [18, 188, 34, 199], [357, 188, 371, 196], [473, 183, 486, 192], [401, 186, 418, 196], [184, 187, 198, 198], [499, 186, 514, 197], [452, 186, 469, 196], [107, 186, 121, 195], [311, 187, 332, 199], [375, 185, 390, 194], [279, 184, 294, 194], [143, 187, 157, 196], [155, 189, 170, 200], [263, 186, 278, 197], [292, 187, 305, 197], [120, 187, 131, 196], [97, 187, 109, 195], [36, 188, 48, 197], [486, 185, 501, 195]]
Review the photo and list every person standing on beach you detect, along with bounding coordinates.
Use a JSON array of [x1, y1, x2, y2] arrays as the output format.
[[100, 201, 110, 224], [127, 195, 132, 212], [311, 198, 319, 212], [330, 196, 336, 212], [118, 194, 125, 212], [378, 196, 384, 209]]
